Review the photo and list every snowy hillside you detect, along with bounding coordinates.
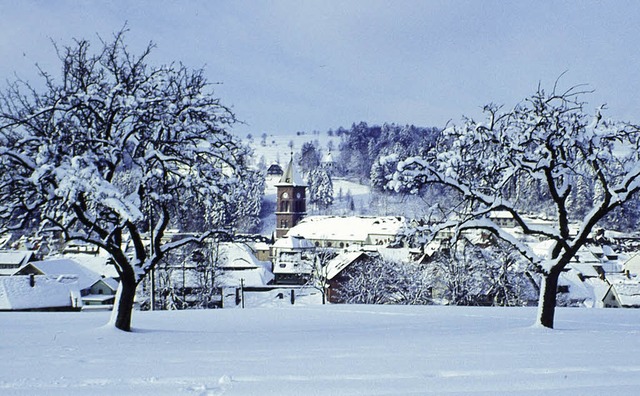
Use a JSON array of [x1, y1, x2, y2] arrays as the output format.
[[244, 131, 338, 168], [1, 306, 640, 395]]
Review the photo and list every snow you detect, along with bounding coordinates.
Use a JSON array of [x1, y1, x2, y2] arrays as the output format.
[[1, 306, 640, 395]]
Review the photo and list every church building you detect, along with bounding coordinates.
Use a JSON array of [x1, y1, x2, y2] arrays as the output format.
[[275, 158, 307, 238]]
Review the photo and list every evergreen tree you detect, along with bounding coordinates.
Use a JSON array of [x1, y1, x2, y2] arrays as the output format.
[[298, 141, 322, 175], [308, 168, 334, 210]]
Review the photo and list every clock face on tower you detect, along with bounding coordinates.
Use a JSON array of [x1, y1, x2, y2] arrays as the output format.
[[296, 192, 301, 199], [282, 192, 289, 199]]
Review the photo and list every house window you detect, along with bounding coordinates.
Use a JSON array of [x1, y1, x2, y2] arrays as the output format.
[[557, 285, 569, 293]]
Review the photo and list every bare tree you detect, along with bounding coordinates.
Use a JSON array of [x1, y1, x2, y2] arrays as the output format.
[[390, 83, 640, 328], [335, 255, 431, 305], [335, 256, 392, 304], [310, 247, 336, 304], [0, 31, 246, 331], [426, 236, 535, 306]]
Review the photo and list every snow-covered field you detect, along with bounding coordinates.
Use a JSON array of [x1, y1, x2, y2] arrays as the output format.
[[2, 306, 640, 395]]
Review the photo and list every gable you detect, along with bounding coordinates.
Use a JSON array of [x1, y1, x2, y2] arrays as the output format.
[[601, 286, 620, 308], [89, 278, 119, 295]]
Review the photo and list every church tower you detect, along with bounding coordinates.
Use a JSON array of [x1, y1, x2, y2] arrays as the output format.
[[275, 157, 307, 238]]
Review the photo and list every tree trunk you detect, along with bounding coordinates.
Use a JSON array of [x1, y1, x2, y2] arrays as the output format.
[[109, 274, 138, 332], [536, 270, 560, 329]]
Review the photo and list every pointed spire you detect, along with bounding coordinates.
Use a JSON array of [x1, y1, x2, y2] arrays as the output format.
[[276, 155, 306, 187]]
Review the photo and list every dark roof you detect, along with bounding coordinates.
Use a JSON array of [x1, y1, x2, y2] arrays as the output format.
[[267, 163, 284, 175]]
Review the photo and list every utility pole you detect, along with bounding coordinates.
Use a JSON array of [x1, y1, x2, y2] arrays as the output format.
[[149, 205, 155, 311], [240, 278, 245, 309]]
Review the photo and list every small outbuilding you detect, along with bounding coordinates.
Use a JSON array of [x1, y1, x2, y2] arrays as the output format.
[[267, 163, 284, 176]]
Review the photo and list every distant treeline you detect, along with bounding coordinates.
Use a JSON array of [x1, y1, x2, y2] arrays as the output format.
[[331, 122, 441, 186]]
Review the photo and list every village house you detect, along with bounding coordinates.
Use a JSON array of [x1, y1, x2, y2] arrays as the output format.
[[266, 163, 284, 177], [599, 273, 640, 308], [82, 277, 119, 307], [14, 258, 119, 308], [271, 235, 315, 285], [324, 251, 371, 303], [216, 243, 274, 288]]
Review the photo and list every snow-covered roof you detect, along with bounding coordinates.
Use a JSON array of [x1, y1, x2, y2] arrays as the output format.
[[558, 271, 592, 302], [273, 235, 314, 250], [254, 242, 271, 251], [219, 243, 268, 269], [28, 259, 102, 291], [0, 251, 34, 276], [489, 210, 513, 219], [600, 261, 623, 274], [287, 216, 405, 244], [584, 278, 612, 305], [0, 251, 33, 265], [624, 253, 640, 274], [0, 275, 81, 310], [608, 274, 640, 307], [217, 267, 274, 288], [274, 158, 306, 187], [574, 249, 601, 264], [82, 294, 116, 303], [326, 251, 367, 280], [568, 263, 601, 278], [52, 253, 119, 278]]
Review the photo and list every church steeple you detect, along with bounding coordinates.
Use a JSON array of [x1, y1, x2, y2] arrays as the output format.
[[275, 157, 306, 238]]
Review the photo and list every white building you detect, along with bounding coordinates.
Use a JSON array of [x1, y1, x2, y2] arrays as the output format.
[[286, 216, 405, 249]]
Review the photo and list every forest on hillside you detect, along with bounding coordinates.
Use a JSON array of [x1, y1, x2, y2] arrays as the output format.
[[289, 120, 640, 235]]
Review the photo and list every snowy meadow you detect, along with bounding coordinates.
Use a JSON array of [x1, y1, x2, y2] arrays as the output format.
[[1, 305, 640, 395]]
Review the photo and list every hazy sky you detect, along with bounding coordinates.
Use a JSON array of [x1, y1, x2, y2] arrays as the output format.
[[1, 1, 639, 136]]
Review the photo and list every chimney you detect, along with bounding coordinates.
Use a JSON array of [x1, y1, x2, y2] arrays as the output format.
[[29, 274, 35, 287]]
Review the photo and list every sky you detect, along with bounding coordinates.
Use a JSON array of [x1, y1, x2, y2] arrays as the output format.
[[1, 1, 640, 137]]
